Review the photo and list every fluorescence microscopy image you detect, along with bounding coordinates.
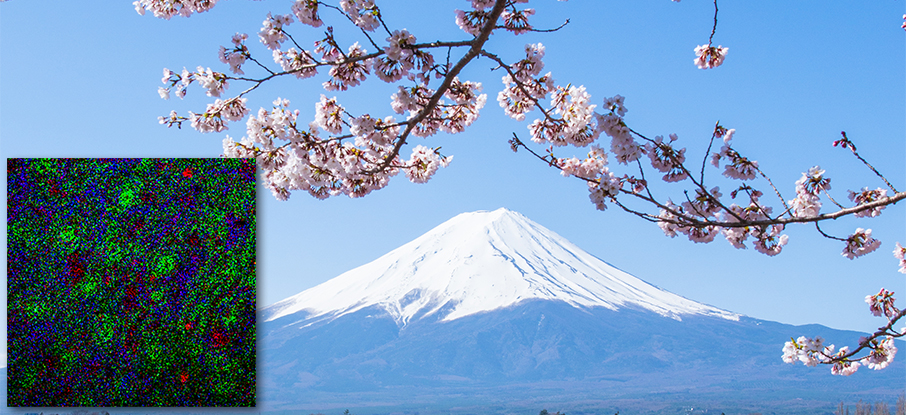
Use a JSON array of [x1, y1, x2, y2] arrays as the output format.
[[7, 158, 256, 407]]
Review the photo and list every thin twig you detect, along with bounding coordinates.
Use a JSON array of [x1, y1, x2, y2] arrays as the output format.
[[708, 0, 719, 46]]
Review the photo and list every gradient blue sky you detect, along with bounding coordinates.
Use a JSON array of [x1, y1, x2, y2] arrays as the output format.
[[1, 1, 904, 370]]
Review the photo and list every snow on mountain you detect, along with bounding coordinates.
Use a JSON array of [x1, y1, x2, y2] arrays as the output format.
[[264, 208, 739, 326]]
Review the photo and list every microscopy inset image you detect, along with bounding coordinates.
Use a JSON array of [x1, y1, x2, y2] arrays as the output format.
[[7, 158, 256, 407]]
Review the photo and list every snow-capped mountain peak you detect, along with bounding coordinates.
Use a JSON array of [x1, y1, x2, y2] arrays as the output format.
[[263, 208, 739, 326]]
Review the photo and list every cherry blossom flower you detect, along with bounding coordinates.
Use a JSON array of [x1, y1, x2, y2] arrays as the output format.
[[340, 0, 380, 32], [384, 29, 416, 61], [709, 135, 758, 180], [194, 67, 229, 98], [259, 13, 293, 51], [292, 0, 323, 27], [753, 224, 788, 256], [439, 78, 487, 134], [865, 288, 899, 319], [558, 145, 608, 180], [219, 33, 249, 75], [454, 9, 490, 37], [222, 136, 256, 159], [694, 44, 728, 69], [513, 43, 546, 80], [587, 169, 621, 211], [827, 346, 860, 376], [133, 0, 219, 19], [406, 145, 447, 184], [501, 8, 535, 35], [714, 126, 735, 143], [314, 29, 343, 62], [498, 44, 554, 121], [687, 225, 720, 243], [797, 166, 831, 194], [866, 337, 897, 370], [597, 110, 641, 165], [842, 228, 881, 259], [657, 200, 690, 238], [788, 167, 829, 217], [273, 48, 319, 79], [391, 85, 421, 115], [848, 187, 888, 218], [324, 42, 370, 91], [682, 187, 722, 218], [789, 192, 821, 218], [782, 336, 827, 367], [498, 72, 554, 121], [314, 95, 345, 134], [894, 242, 906, 274], [190, 98, 249, 133], [722, 156, 758, 180], [645, 134, 688, 183], [602, 94, 627, 117]]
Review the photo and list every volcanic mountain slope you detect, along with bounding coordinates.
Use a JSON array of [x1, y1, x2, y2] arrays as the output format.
[[258, 208, 904, 413], [262, 208, 737, 326]]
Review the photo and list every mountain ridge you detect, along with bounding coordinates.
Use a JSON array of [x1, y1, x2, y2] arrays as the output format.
[[262, 208, 738, 326]]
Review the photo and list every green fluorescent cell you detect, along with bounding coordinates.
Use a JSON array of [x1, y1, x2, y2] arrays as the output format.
[[118, 188, 136, 207], [155, 254, 177, 276]]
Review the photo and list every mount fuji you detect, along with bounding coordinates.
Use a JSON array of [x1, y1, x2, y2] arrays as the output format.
[[259, 208, 904, 414]]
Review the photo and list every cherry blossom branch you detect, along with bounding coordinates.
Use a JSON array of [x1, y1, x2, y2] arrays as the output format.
[[784, 294, 903, 375], [367, 0, 507, 173], [836, 131, 900, 193]]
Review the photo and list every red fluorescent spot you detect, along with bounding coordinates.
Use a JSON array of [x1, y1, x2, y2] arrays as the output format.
[[185, 322, 192, 330], [180, 372, 188, 384], [182, 168, 193, 178], [211, 328, 228, 348]]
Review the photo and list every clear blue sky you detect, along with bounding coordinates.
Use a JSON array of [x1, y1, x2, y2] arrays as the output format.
[[1, 1, 904, 371]]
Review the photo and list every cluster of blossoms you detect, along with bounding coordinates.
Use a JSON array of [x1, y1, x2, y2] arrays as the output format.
[[865, 337, 898, 370], [497, 43, 555, 121], [694, 44, 728, 69], [710, 131, 758, 180], [341, 0, 380, 32], [645, 134, 688, 183], [292, 0, 323, 27], [190, 98, 250, 133], [375, 29, 419, 83], [454, 0, 497, 37], [848, 187, 888, 218], [597, 96, 642, 165], [865, 288, 899, 319], [841, 228, 882, 259], [133, 0, 218, 19], [159, 67, 230, 100], [788, 166, 829, 218], [782, 285, 901, 375], [782, 336, 829, 367], [528, 85, 600, 147], [259, 13, 294, 51], [219, 33, 250, 75], [221, 97, 440, 201], [782, 332, 899, 375]]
